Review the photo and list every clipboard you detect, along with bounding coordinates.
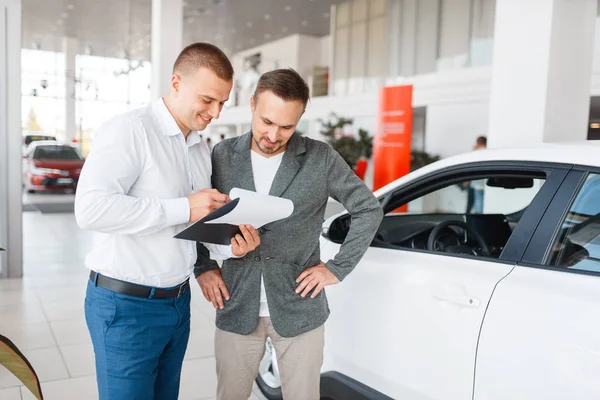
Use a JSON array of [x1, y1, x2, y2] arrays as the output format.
[[174, 188, 294, 245]]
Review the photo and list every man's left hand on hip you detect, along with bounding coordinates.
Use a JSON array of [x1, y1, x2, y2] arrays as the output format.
[[295, 262, 340, 299]]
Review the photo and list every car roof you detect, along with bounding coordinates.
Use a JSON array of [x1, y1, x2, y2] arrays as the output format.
[[374, 140, 600, 196]]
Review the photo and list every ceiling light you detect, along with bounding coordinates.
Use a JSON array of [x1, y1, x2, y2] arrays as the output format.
[[301, 20, 308, 26], [246, 21, 253, 28], [264, 14, 271, 20], [67, 4, 74, 10], [285, 6, 291, 11]]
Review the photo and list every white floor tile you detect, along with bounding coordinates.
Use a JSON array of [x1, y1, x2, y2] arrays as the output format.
[[0, 386, 22, 400], [21, 375, 98, 400], [0, 303, 47, 329], [0, 288, 39, 306], [25, 347, 70, 383], [190, 308, 216, 331], [0, 278, 30, 291], [41, 300, 84, 322], [184, 327, 215, 360], [50, 319, 91, 346], [36, 285, 86, 304], [1, 322, 56, 351], [179, 357, 217, 400], [60, 343, 96, 378]]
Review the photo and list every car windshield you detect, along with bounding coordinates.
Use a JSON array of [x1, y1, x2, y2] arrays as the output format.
[[33, 145, 82, 160]]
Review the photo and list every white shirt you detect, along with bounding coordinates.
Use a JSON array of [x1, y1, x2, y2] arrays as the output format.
[[75, 99, 230, 288], [250, 150, 285, 317]]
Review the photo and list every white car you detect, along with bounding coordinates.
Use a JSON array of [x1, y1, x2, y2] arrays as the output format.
[[257, 141, 600, 400]]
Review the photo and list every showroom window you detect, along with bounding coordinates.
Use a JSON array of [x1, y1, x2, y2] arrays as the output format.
[[548, 174, 600, 272]]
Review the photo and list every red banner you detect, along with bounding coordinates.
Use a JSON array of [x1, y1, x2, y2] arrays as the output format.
[[373, 85, 413, 192]]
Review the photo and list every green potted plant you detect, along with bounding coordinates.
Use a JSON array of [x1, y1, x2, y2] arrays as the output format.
[[318, 113, 373, 179], [410, 150, 440, 171]]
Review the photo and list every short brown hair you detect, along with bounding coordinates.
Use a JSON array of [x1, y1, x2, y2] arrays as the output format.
[[476, 136, 487, 146], [254, 68, 310, 107], [173, 43, 234, 81]]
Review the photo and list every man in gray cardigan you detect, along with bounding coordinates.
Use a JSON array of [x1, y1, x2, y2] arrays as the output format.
[[195, 68, 383, 400]]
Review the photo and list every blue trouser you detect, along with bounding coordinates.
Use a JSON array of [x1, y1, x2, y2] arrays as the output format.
[[84, 277, 191, 400]]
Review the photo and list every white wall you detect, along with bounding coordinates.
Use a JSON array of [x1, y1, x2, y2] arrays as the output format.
[[231, 35, 300, 76], [320, 35, 330, 67], [426, 101, 490, 158], [231, 34, 329, 82]]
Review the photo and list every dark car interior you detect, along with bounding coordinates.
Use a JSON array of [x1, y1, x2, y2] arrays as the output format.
[[325, 175, 541, 259]]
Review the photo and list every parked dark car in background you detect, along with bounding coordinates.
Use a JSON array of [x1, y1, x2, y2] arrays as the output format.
[[21, 132, 57, 154], [23, 141, 84, 193]]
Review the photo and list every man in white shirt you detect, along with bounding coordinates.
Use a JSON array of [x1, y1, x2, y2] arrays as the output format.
[[75, 43, 260, 400]]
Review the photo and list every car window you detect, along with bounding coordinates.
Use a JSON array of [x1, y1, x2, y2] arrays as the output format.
[[372, 174, 546, 259], [405, 178, 544, 216], [33, 145, 82, 160], [24, 135, 56, 145], [549, 173, 600, 272]]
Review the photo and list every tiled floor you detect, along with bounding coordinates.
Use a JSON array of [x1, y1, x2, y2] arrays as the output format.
[[0, 200, 264, 400]]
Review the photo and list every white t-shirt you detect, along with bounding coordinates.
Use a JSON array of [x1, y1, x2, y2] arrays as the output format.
[[250, 150, 285, 317]]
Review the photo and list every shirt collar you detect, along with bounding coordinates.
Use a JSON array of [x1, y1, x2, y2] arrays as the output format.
[[152, 98, 202, 146]]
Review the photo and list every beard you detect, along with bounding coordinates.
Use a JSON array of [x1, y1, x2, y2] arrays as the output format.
[[252, 134, 283, 155]]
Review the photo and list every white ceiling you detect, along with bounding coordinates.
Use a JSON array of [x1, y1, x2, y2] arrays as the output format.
[[22, 0, 345, 60]]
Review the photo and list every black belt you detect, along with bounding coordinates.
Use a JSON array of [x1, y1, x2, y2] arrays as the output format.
[[89, 271, 189, 299]]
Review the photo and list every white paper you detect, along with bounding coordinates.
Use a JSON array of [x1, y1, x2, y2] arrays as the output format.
[[204, 188, 294, 228]]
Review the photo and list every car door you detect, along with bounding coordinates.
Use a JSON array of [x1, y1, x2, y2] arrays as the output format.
[[474, 168, 600, 400], [320, 162, 570, 400]]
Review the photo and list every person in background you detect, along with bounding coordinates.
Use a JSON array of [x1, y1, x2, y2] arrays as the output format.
[[465, 136, 487, 213]]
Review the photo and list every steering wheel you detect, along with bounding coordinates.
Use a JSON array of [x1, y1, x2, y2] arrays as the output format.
[[427, 220, 490, 257]]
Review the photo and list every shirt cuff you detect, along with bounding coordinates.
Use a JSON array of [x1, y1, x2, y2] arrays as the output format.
[[164, 197, 190, 227]]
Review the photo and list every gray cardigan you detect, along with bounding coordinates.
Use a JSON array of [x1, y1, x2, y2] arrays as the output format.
[[194, 132, 383, 337]]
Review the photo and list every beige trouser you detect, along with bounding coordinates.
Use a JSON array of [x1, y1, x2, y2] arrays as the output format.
[[215, 317, 325, 400]]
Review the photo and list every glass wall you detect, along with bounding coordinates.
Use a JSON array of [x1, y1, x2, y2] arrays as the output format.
[[21, 49, 151, 157], [21, 50, 66, 138], [331, 0, 496, 95], [76, 55, 151, 155], [333, 0, 388, 95]]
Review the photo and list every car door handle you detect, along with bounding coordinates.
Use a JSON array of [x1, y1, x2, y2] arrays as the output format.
[[432, 285, 480, 308]]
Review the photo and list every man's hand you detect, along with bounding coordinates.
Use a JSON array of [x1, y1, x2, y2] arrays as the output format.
[[187, 189, 230, 222], [295, 262, 340, 299], [196, 269, 230, 310], [232, 225, 260, 256]]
